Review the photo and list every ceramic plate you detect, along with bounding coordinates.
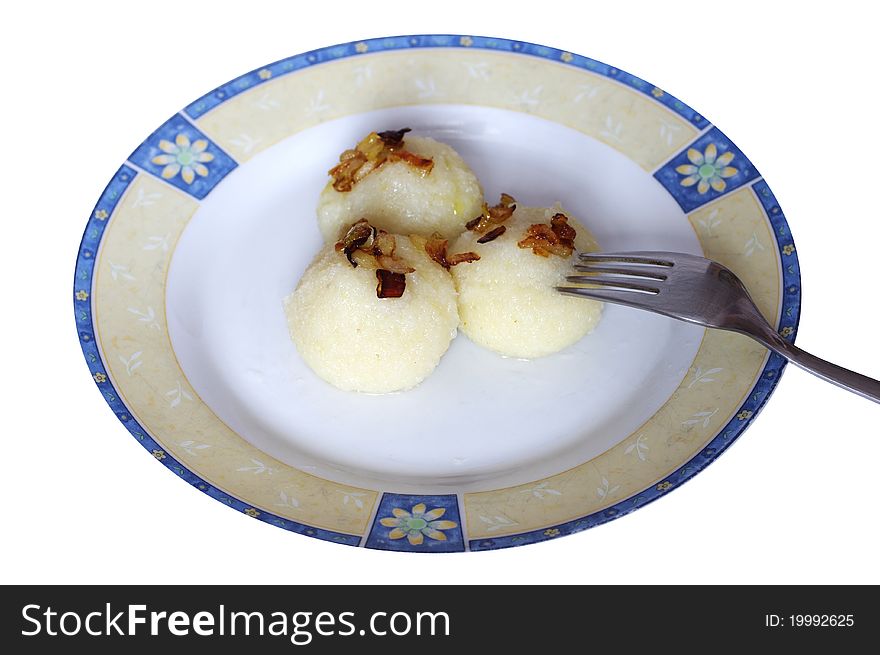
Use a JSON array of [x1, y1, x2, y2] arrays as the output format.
[[74, 35, 801, 551]]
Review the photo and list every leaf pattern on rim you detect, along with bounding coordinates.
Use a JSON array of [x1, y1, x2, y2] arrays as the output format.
[[574, 83, 599, 103], [178, 440, 210, 457], [254, 93, 281, 111], [600, 115, 624, 142], [478, 514, 519, 532], [304, 90, 329, 116], [519, 482, 562, 499], [338, 491, 367, 509], [682, 408, 720, 428], [108, 261, 135, 282], [118, 351, 143, 376], [696, 209, 722, 237], [463, 61, 489, 81], [275, 490, 301, 509], [512, 85, 542, 109], [659, 119, 682, 147], [127, 306, 160, 331], [744, 232, 766, 257], [596, 476, 620, 500], [229, 133, 262, 154], [143, 234, 170, 252], [165, 381, 193, 408], [236, 458, 277, 475], [352, 65, 373, 86], [131, 187, 162, 208], [624, 434, 650, 462], [688, 367, 723, 389], [414, 77, 441, 99]]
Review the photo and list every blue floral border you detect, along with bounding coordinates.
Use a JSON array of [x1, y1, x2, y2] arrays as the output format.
[[75, 35, 801, 552], [654, 127, 761, 213], [365, 494, 465, 553], [127, 114, 238, 200]]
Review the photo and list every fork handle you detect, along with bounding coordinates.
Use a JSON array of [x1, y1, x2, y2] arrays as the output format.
[[749, 329, 880, 403]]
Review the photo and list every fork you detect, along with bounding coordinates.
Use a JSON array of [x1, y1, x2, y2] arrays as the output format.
[[558, 251, 880, 403]]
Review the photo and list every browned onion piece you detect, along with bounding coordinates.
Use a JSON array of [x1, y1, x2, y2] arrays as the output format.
[[550, 213, 577, 242], [446, 251, 481, 266], [466, 193, 517, 234], [328, 151, 368, 192], [517, 213, 577, 258], [424, 233, 449, 268], [425, 233, 479, 270], [376, 269, 406, 298], [465, 215, 482, 231], [389, 149, 434, 174], [335, 219, 376, 265], [477, 225, 506, 243], [377, 127, 411, 148]]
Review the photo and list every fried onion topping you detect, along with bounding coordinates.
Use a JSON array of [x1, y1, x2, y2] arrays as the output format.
[[517, 212, 577, 258], [466, 193, 516, 234], [424, 233, 480, 270], [328, 128, 434, 192], [335, 219, 415, 296]]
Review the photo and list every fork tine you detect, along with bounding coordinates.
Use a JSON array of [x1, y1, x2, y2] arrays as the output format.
[[565, 275, 659, 294], [578, 252, 675, 267], [573, 264, 668, 280], [556, 286, 661, 306]]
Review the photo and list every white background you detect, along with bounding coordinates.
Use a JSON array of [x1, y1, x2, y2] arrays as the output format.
[[2, 0, 878, 585]]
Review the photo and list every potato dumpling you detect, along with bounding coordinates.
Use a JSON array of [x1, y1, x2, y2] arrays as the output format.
[[284, 231, 459, 393], [317, 131, 484, 242], [450, 204, 602, 359]]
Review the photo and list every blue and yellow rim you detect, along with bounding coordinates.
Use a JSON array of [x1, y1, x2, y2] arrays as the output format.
[[73, 35, 801, 551]]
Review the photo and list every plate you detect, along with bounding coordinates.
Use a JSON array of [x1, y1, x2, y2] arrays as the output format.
[[74, 35, 801, 552]]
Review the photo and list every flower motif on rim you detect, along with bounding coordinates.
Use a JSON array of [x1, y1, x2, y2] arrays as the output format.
[[676, 143, 737, 194], [379, 503, 457, 546], [151, 134, 214, 185]]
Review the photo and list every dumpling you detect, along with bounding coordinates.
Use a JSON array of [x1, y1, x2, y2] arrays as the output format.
[[285, 221, 459, 393], [316, 129, 484, 242], [450, 198, 602, 359]]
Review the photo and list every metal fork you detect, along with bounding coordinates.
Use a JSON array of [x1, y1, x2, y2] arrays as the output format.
[[558, 251, 880, 404]]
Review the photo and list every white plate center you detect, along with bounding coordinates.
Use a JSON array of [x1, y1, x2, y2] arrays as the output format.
[[166, 105, 704, 493]]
